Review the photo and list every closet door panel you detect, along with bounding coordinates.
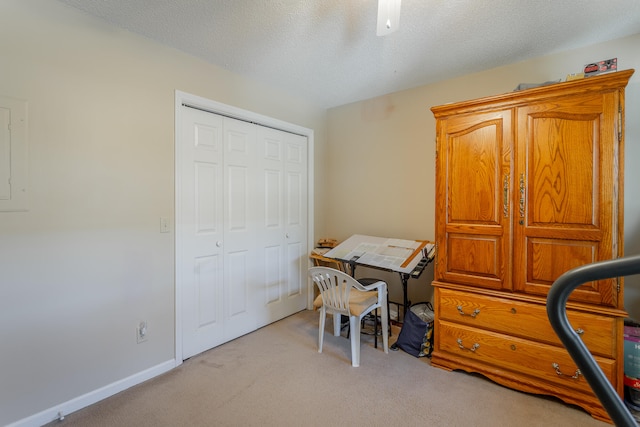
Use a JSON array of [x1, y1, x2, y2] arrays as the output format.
[[193, 161, 223, 329], [263, 163, 283, 309], [284, 134, 307, 301], [222, 117, 257, 339], [258, 128, 285, 324], [180, 107, 225, 358], [226, 250, 249, 317], [256, 128, 308, 324]]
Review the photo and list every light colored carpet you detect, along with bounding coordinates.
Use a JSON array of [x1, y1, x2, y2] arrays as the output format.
[[48, 309, 608, 427]]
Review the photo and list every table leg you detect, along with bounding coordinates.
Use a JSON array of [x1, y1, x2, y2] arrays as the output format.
[[400, 273, 410, 320], [391, 273, 411, 351]]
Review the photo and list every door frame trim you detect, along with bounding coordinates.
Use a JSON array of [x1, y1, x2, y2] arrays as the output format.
[[174, 90, 315, 364]]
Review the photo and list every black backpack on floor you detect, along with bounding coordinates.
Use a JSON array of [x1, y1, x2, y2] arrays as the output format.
[[394, 302, 435, 358]]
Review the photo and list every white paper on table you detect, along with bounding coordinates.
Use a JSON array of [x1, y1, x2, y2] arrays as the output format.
[[324, 234, 428, 274]]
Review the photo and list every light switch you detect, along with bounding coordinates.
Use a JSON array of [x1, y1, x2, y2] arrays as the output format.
[[160, 217, 170, 233]]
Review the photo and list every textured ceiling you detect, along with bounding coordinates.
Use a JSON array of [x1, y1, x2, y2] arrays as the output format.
[[56, 0, 640, 108]]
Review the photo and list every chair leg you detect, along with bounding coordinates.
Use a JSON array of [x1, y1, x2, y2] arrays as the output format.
[[374, 310, 378, 348], [350, 315, 361, 367], [387, 297, 391, 337], [333, 312, 341, 336], [318, 308, 325, 353]]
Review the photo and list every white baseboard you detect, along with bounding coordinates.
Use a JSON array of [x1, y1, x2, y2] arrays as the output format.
[[7, 359, 176, 427]]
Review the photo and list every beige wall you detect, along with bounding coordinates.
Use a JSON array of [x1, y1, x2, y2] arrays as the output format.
[[0, 1, 326, 425], [2, 0, 639, 424], [326, 34, 640, 309]]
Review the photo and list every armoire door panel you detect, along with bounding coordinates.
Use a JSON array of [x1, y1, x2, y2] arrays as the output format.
[[435, 110, 512, 289], [447, 234, 501, 277], [448, 122, 501, 224], [441, 233, 505, 290], [514, 91, 619, 305], [522, 238, 609, 304], [527, 238, 597, 283], [528, 114, 598, 227]]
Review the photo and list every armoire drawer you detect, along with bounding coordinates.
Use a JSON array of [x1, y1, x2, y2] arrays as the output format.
[[438, 320, 618, 393], [436, 288, 616, 358]]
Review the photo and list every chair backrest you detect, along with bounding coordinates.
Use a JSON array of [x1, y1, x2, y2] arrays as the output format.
[[309, 267, 362, 315], [309, 251, 347, 272]]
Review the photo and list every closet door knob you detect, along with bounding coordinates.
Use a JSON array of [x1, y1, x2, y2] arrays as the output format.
[[216, 241, 222, 247]]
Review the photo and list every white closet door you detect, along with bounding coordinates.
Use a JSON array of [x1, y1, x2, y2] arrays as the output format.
[[180, 107, 225, 358], [256, 127, 307, 325], [283, 131, 308, 315], [179, 104, 307, 359], [220, 116, 258, 341]]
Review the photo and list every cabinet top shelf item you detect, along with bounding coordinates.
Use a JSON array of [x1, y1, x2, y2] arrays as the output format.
[[431, 69, 634, 117]]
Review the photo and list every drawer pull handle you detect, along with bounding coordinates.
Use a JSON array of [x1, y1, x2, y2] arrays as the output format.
[[552, 363, 582, 379], [519, 173, 526, 222], [457, 339, 480, 352], [575, 328, 584, 335], [456, 306, 480, 318]]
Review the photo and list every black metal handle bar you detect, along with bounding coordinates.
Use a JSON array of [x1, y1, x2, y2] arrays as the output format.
[[547, 254, 640, 427]]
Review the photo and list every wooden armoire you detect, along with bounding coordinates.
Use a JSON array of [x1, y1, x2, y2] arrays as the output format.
[[430, 69, 634, 422]]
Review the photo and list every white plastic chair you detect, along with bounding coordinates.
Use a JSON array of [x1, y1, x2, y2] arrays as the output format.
[[309, 266, 389, 367]]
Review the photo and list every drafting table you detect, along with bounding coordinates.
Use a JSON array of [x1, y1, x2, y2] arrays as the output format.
[[324, 234, 435, 321]]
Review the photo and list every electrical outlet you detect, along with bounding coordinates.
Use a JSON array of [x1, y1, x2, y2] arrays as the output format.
[[136, 321, 148, 343]]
